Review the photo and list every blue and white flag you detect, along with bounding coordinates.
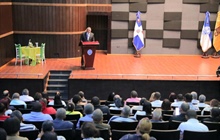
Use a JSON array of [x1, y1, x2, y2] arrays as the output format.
[[200, 11, 212, 52], [133, 11, 144, 51]]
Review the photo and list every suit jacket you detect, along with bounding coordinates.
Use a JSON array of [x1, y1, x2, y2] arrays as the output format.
[[79, 32, 95, 46], [169, 113, 187, 122]]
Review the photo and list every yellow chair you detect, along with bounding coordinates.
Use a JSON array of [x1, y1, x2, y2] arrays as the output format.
[[36, 43, 46, 65], [15, 44, 27, 66]]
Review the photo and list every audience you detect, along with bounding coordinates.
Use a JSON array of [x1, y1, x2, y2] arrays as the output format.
[[36, 120, 65, 140], [52, 108, 74, 130], [177, 110, 208, 140], [134, 100, 152, 120], [72, 94, 83, 110], [109, 97, 123, 111], [92, 109, 111, 136], [161, 99, 172, 111], [191, 91, 199, 105], [105, 92, 115, 106], [10, 110, 36, 130], [9, 93, 27, 108], [171, 94, 185, 108], [76, 103, 94, 128], [201, 99, 219, 115], [109, 94, 124, 107], [150, 108, 163, 122], [0, 103, 10, 120], [184, 93, 199, 111], [202, 107, 220, 122], [108, 105, 136, 123], [168, 92, 176, 102], [81, 122, 104, 140], [149, 92, 156, 102], [22, 101, 53, 121], [198, 94, 210, 108], [19, 88, 34, 102], [34, 92, 42, 101], [0, 90, 11, 110], [150, 92, 163, 108], [91, 96, 110, 116], [40, 98, 56, 115], [66, 102, 83, 117], [48, 92, 66, 107], [41, 131, 58, 140], [0, 128, 7, 140], [125, 90, 141, 104], [169, 102, 189, 122], [131, 98, 147, 113], [41, 91, 49, 103], [3, 117, 28, 140], [120, 118, 156, 140], [78, 91, 87, 104]]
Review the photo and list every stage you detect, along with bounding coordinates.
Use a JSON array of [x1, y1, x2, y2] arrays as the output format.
[[0, 52, 220, 101]]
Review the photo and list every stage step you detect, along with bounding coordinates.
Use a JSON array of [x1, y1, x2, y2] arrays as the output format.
[[46, 70, 71, 100]]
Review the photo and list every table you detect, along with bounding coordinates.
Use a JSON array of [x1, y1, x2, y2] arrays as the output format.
[[21, 47, 41, 66]]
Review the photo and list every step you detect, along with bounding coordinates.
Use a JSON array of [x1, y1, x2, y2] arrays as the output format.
[[49, 79, 68, 82], [49, 75, 70, 79], [47, 84, 67, 88], [50, 70, 71, 74]]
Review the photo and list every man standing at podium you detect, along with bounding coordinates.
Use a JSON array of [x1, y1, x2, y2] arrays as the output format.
[[79, 27, 95, 67]]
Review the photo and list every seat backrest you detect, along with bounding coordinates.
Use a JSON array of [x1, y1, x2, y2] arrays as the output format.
[[197, 115, 211, 121], [19, 129, 39, 140], [203, 111, 211, 115], [111, 129, 136, 140], [183, 130, 218, 140], [99, 129, 110, 140], [40, 43, 46, 57], [203, 121, 220, 133], [110, 109, 122, 115], [162, 110, 174, 115], [65, 114, 80, 121], [54, 128, 73, 140], [18, 108, 32, 114], [15, 44, 22, 58], [152, 121, 170, 130], [110, 121, 138, 130], [162, 114, 172, 121], [150, 129, 180, 140], [10, 105, 25, 110], [136, 114, 152, 121], [126, 102, 140, 106], [23, 121, 44, 130], [169, 120, 183, 129]]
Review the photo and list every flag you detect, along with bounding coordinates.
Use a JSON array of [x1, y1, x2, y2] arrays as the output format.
[[133, 11, 144, 51], [213, 11, 220, 52], [200, 11, 212, 53]]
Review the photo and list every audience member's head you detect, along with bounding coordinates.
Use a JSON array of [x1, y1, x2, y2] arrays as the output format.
[[142, 101, 152, 114], [153, 92, 161, 100], [186, 110, 197, 120], [161, 99, 171, 110], [199, 94, 206, 103], [176, 94, 184, 101], [12, 93, 20, 99], [54, 92, 62, 105], [41, 131, 57, 140], [92, 109, 103, 123], [107, 92, 115, 101], [139, 98, 147, 105], [42, 120, 54, 132], [3, 117, 20, 136], [149, 92, 156, 102], [72, 94, 82, 105], [0, 128, 6, 140], [180, 102, 190, 113], [42, 91, 49, 101], [2, 90, 9, 97], [10, 110, 23, 123], [22, 88, 29, 95], [169, 92, 176, 102], [40, 98, 48, 111], [184, 93, 192, 102], [32, 101, 42, 112], [130, 90, 138, 98], [56, 108, 66, 120], [67, 102, 75, 112], [78, 91, 85, 99], [84, 103, 94, 115], [34, 92, 42, 101], [0, 103, 6, 115], [152, 108, 162, 120], [210, 99, 219, 107], [113, 94, 121, 101], [210, 107, 220, 118], [121, 105, 130, 118], [91, 96, 100, 106], [191, 91, 198, 100], [81, 122, 100, 138], [114, 98, 123, 108], [136, 118, 152, 140]]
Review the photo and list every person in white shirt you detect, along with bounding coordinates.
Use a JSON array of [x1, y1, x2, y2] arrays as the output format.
[[19, 88, 34, 102], [198, 94, 210, 108], [178, 110, 208, 140], [191, 91, 199, 105], [171, 94, 185, 108], [150, 92, 163, 108], [201, 99, 219, 115], [9, 93, 27, 108]]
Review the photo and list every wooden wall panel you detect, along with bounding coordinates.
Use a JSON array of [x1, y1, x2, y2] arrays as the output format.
[[0, 35, 14, 66], [0, 5, 13, 34]]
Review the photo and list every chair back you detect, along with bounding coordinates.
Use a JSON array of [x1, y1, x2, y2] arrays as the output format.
[[99, 129, 110, 140], [54, 128, 73, 140], [183, 130, 218, 140], [111, 129, 136, 140], [65, 114, 80, 121], [110, 109, 122, 115], [203, 110, 211, 115], [169, 120, 183, 129], [162, 114, 172, 121], [152, 121, 170, 130], [15, 44, 22, 59], [23, 121, 44, 130], [110, 121, 138, 130], [0, 121, 4, 128], [162, 110, 174, 115], [136, 114, 152, 121], [150, 129, 180, 140], [19, 129, 39, 140], [40, 43, 46, 58], [19, 108, 32, 114], [10, 104, 25, 110], [197, 115, 211, 121], [126, 102, 139, 106], [203, 121, 220, 136]]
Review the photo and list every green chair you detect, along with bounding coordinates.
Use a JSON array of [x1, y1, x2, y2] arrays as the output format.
[[15, 44, 27, 66], [36, 43, 46, 65]]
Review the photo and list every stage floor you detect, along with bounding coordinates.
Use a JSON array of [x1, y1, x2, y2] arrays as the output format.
[[0, 52, 220, 81]]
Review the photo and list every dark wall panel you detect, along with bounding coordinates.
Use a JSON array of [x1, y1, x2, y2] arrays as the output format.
[[112, 12, 129, 21], [0, 5, 13, 34], [183, 0, 208, 4], [163, 38, 180, 48], [129, 2, 147, 12], [146, 29, 163, 39], [0, 35, 14, 66], [111, 29, 128, 38], [181, 30, 199, 39]]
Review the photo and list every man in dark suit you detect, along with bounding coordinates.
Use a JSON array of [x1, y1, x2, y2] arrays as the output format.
[[79, 27, 95, 67], [169, 102, 189, 122]]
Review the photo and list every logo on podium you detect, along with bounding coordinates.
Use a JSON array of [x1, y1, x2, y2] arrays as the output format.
[[87, 49, 93, 56]]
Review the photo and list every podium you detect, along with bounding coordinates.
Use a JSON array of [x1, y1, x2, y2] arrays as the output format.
[[81, 41, 99, 70]]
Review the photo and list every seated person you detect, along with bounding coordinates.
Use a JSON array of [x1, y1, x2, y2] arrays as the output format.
[[168, 92, 176, 102], [150, 108, 163, 122], [22, 101, 53, 121], [169, 102, 189, 122], [91, 96, 110, 116], [105, 92, 115, 106], [52, 108, 74, 130], [202, 107, 220, 122], [71, 94, 83, 110], [92, 109, 111, 136], [201, 99, 219, 115], [131, 98, 147, 113], [161, 99, 172, 111], [191, 91, 199, 105], [78, 91, 87, 104], [171, 94, 185, 108], [108, 105, 136, 124], [36, 120, 66, 140], [134, 100, 152, 120], [41, 131, 57, 140], [9, 93, 27, 108], [48, 92, 66, 107], [0, 90, 11, 110], [109, 97, 123, 111], [40, 98, 56, 115], [10, 110, 36, 130], [76, 103, 94, 128], [81, 122, 104, 140], [19, 88, 34, 102], [66, 102, 83, 117], [34, 92, 42, 101], [120, 118, 156, 140], [0, 103, 10, 121], [150, 92, 163, 108], [125, 90, 141, 104], [198, 94, 210, 108], [3, 117, 28, 140]]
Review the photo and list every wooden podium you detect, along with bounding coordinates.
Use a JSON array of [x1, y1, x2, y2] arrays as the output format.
[[81, 41, 99, 70]]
